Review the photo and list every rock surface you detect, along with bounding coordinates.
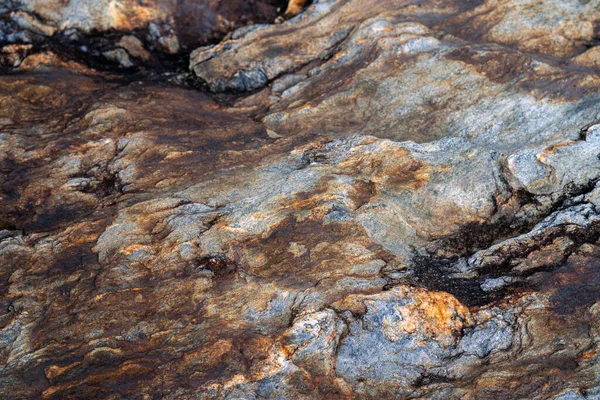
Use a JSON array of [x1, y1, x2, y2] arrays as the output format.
[[1, 0, 291, 70], [2, 0, 600, 399]]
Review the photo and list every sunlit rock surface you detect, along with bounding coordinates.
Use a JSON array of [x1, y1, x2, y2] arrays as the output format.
[[1, 0, 600, 399]]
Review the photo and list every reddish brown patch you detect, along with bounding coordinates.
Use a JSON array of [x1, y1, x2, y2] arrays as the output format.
[[174, 0, 289, 50], [242, 215, 390, 287], [383, 157, 431, 190], [349, 179, 376, 209], [445, 47, 531, 84]]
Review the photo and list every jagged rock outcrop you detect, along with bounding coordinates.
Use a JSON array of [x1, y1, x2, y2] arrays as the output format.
[[1, 0, 600, 399], [1, 0, 290, 70]]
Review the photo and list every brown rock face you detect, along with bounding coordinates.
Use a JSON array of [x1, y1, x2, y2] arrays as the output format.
[[1, 0, 291, 71], [2, 0, 600, 399]]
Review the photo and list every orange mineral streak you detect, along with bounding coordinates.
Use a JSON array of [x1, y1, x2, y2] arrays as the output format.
[[338, 146, 441, 191], [580, 349, 598, 362], [121, 244, 153, 255], [537, 140, 575, 162], [44, 362, 82, 381], [283, 0, 310, 18], [334, 286, 473, 347]]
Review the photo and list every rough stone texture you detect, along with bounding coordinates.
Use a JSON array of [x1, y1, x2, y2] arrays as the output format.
[[1, 0, 292, 70], [2, 0, 600, 399]]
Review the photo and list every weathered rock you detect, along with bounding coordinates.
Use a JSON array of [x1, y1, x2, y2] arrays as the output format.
[[191, 0, 600, 91], [1, 0, 600, 399], [1, 0, 294, 70]]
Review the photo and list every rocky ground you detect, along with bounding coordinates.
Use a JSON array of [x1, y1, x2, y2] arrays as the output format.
[[1, 0, 600, 399]]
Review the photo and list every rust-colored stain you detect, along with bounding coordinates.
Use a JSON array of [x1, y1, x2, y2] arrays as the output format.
[[333, 286, 472, 347], [446, 47, 531, 84], [339, 146, 439, 191]]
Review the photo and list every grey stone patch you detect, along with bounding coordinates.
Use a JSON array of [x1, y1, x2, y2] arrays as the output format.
[[553, 390, 588, 400], [147, 22, 180, 54], [456, 312, 517, 359], [480, 276, 517, 293], [349, 259, 386, 276], [282, 309, 346, 375], [272, 74, 307, 95], [103, 48, 134, 68], [243, 290, 297, 335]]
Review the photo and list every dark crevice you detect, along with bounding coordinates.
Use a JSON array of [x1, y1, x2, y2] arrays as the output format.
[[410, 256, 502, 307], [410, 215, 600, 308], [194, 254, 238, 278], [400, 174, 600, 307]]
